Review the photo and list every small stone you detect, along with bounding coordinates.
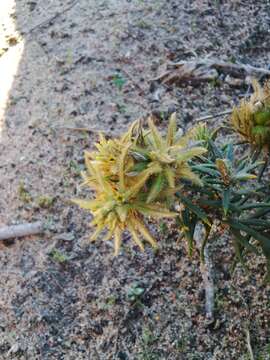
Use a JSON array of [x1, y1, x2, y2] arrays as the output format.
[[220, 94, 230, 104], [225, 75, 244, 87], [54, 232, 75, 241]]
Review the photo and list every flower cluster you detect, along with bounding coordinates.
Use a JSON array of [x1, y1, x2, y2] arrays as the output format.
[[73, 114, 206, 255], [232, 80, 270, 152]]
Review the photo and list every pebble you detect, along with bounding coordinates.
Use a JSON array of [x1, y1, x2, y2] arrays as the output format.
[[225, 75, 244, 87], [54, 232, 75, 241], [220, 94, 230, 104]]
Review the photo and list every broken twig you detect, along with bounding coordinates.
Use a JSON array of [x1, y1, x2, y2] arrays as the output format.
[[0, 222, 43, 241], [56, 126, 117, 137], [26, 0, 80, 34], [195, 109, 232, 122], [245, 327, 255, 360], [57, 126, 104, 133], [152, 58, 270, 86]]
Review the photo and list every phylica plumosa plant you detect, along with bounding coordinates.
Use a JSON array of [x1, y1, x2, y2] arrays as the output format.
[[73, 84, 270, 280], [180, 128, 270, 270], [73, 115, 206, 255], [232, 79, 270, 154]]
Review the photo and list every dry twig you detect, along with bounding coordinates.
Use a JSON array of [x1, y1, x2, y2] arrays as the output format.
[[26, 0, 80, 34], [195, 109, 232, 122], [152, 58, 270, 86], [57, 126, 104, 133], [0, 222, 43, 241], [245, 327, 255, 360]]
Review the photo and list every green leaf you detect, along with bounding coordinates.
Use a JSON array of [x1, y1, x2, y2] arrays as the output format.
[[208, 139, 223, 159], [239, 202, 270, 211], [233, 172, 257, 181], [112, 74, 126, 90], [222, 188, 230, 216], [229, 228, 248, 269], [240, 219, 270, 229], [249, 197, 270, 218], [176, 193, 211, 226], [225, 143, 234, 162], [228, 220, 270, 259], [254, 109, 270, 125], [126, 162, 148, 176], [181, 208, 196, 256], [230, 228, 259, 255], [192, 164, 220, 177], [198, 199, 222, 208], [130, 147, 150, 161], [146, 174, 165, 203], [237, 161, 263, 174]]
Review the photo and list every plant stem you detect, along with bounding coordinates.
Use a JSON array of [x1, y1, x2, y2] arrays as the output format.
[[194, 222, 215, 320]]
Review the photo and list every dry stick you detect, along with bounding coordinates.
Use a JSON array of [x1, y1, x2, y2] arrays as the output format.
[[194, 222, 215, 320], [57, 126, 117, 137], [0, 222, 43, 241], [57, 126, 105, 133], [26, 0, 80, 35], [152, 58, 270, 85], [195, 109, 232, 122], [168, 59, 270, 77], [245, 327, 255, 360]]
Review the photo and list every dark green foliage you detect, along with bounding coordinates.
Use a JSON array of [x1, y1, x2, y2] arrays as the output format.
[[177, 131, 270, 278]]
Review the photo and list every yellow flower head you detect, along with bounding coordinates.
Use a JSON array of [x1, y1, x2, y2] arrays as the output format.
[[129, 114, 206, 203], [73, 160, 176, 255], [73, 114, 205, 255], [232, 80, 270, 152]]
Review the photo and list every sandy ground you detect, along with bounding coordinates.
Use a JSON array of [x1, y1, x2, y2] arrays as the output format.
[[0, 0, 269, 359]]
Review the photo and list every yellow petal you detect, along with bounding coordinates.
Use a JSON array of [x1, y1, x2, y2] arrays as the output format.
[[175, 147, 206, 162], [128, 225, 145, 251], [72, 198, 95, 210], [104, 218, 117, 241], [178, 165, 203, 186], [116, 205, 128, 223], [147, 116, 164, 150], [137, 204, 177, 218], [146, 173, 164, 203], [166, 112, 177, 146], [90, 225, 104, 241], [119, 143, 131, 191], [126, 163, 162, 198], [132, 218, 157, 248], [164, 166, 175, 188]]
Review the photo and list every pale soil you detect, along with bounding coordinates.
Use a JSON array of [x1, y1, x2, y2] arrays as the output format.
[[0, 1, 269, 359]]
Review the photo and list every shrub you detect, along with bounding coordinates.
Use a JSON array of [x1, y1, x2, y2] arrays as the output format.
[[73, 84, 270, 279]]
